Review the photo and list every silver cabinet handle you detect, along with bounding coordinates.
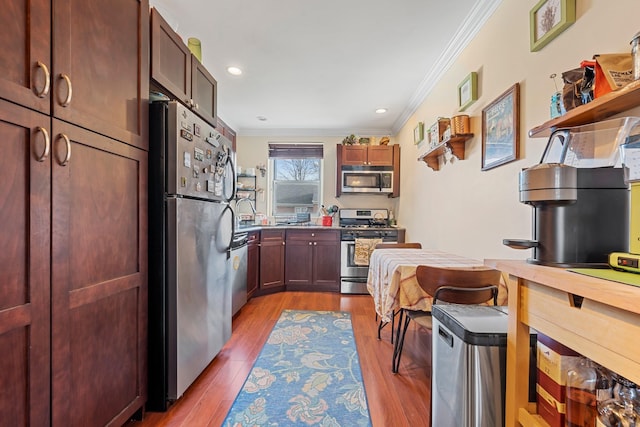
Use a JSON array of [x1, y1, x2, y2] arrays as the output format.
[[35, 61, 50, 98], [59, 133, 71, 166], [60, 74, 72, 107], [308, 242, 312, 245], [36, 126, 50, 162], [313, 242, 317, 246]]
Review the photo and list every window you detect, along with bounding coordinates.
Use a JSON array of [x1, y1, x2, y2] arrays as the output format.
[[268, 143, 323, 221]]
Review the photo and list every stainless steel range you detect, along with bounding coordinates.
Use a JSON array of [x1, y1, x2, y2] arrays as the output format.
[[339, 208, 400, 294]]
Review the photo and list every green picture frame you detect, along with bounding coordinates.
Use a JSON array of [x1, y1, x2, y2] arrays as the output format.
[[530, 0, 576, 52], [414, 122, 424, 145], [457, 72, 478, 112]]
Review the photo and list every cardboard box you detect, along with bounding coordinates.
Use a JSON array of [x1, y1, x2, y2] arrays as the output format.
[[537, 384, 566, 427], [536, 334, 581, 427], [537, 334, 580, 388]]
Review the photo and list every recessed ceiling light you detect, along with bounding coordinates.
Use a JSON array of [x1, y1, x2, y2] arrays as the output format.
[[256, 116, 267, 121], [375, 108, 388, 114], [227, 66, 243, 76]]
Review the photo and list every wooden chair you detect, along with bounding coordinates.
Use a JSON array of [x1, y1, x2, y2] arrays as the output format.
[[373, 242, 422, 342], [391, 265, 501, 373]]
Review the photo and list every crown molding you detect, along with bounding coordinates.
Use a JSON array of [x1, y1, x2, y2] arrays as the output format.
[[238, 127, 394, 138], [391, 0, 503, 135]]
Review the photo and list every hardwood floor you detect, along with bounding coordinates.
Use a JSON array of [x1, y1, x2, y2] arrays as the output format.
[[128, 292, 433, 426]]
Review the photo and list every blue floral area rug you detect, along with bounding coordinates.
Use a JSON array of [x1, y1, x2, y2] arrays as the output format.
[[223, 310, 372, 426]]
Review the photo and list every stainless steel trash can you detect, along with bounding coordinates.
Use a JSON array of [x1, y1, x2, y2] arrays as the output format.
[[431, 304, 510, 427]]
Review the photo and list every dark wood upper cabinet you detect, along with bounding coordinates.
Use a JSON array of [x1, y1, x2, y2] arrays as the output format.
[[191, 56, 217, 126], [150, 7, 191, 104], [52, 0, 149, 150], [338, 144, 394, 166], [151, 7, 218, 127], [0, 0, 51, 115]]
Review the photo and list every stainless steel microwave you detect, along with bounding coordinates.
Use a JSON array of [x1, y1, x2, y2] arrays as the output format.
[[341, 170, 393, 193]]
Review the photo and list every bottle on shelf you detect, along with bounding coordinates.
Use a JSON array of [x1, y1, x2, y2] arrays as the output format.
[[566, 357, 598, 427], [597, 375, 640, 427]]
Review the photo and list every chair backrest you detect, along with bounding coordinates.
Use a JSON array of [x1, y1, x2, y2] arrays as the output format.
[[415, 265, 501, 305], [374, 242, 422, 249]]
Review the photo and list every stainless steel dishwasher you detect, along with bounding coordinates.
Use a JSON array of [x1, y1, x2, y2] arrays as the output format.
[[229, 231, 248, 316]]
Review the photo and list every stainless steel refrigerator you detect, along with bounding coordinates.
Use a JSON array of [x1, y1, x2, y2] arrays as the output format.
[[148, 101, 235, 410]]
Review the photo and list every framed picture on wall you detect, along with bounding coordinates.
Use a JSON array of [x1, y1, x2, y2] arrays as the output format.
[[414, 122, 424, 145], [457, 72, 478, 111], [481, 83, 520, 171], [530, 0, 576, 52]]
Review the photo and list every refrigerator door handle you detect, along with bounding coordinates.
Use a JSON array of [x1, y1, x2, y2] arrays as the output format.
[[223, 204, 234, 251], [225, 150, 236, 203]]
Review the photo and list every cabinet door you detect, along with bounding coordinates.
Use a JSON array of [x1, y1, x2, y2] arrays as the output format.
[[53, 0, 149, 150], [340, 145, 368, 165], [150, 7, 191, 106], [0, 0, 51, 114], [312, 233, 340, 291], [260, 231, 285, 289], [247, 232, 260, 298], [191, 56, 217, 126], [367, 145, 394, 166], [51, 120, 148, 427], [285, 239, 314, 287], [0, 100, 50, 426]]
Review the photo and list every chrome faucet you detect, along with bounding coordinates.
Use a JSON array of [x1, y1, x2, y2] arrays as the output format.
[[235, 198, 256, 228], [236, 197, 256, 214]]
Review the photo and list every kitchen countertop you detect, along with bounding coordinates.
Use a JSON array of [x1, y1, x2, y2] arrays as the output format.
[[235, 224, 404, 232], [235, 224, 340, 232]]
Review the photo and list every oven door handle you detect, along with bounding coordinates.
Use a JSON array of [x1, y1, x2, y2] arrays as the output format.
[[342, 277, 368, 283]]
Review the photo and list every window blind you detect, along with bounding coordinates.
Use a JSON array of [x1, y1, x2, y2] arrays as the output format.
[[268, 143, 324, 159]]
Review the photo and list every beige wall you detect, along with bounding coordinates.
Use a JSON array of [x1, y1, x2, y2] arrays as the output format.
[[396, 0, 640, 261], [236, 0, 639, 259]]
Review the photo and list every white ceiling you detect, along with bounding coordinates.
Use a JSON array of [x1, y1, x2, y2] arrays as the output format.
[[150, 0, 501, 136]]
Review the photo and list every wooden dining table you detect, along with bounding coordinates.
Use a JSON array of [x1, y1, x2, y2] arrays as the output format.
[[366, 248, 508, 322]]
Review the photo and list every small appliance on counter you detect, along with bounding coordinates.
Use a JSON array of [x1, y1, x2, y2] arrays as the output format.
[[504, 117, 640, 267], [609, 135, 640, 273]]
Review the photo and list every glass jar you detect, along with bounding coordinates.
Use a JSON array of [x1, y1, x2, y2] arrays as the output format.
[[566, 358, 598, 427], [631, 31, 640, 81], [597, 376, 640, 427]]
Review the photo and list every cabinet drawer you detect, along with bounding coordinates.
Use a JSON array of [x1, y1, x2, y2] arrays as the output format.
[[286, 229, 339, 241], [261, 229, 285, 242]]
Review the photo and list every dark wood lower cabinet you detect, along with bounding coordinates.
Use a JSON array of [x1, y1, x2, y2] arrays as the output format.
[[0, 101, 147, 427], [285, 230, 340, 292], [258, 230, 286, 293], [0, 99, 51, 427], [51, 120, 148, 427]]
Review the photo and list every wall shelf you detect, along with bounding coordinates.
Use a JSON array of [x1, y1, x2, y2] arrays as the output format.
[[529, 79, 640, 138], [236, 174, 257, 201], [417, 134, 473, 171]]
